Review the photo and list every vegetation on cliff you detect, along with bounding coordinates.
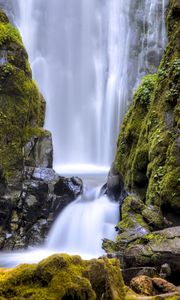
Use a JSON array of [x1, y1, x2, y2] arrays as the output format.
[[115, 0, 180, 220], [0, 9, 45, 181]]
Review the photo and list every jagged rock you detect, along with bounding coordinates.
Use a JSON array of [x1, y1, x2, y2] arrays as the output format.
[[54, 176, 83, 198], [123, 227, 180, 272], [32, 167, 59, 182], [0, 168, 83, 250], [24, 131, 53, 168]]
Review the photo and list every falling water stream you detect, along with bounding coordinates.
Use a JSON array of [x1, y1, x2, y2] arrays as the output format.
[[0, 0, 168, 266]]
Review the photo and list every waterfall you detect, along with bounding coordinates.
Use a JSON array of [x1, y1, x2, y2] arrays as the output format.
[[0, 0, 168, 266], [47, 185, 119, 258], [11, 0, 168, 172]]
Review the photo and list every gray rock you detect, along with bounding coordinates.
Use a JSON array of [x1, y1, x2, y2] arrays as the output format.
[[33, 132, 53, 168], [32, 167, 59, 182], [123, 227, 180, 272], [24, 131, 53, 169], [25, 195, 38, 207]]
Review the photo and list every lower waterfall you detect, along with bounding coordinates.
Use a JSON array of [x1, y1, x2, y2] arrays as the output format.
[[0, 174, 119, 267], [47, 184, 119, 258]]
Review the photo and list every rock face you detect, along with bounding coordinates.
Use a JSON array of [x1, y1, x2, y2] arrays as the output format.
[[0, 254, 126, 300]]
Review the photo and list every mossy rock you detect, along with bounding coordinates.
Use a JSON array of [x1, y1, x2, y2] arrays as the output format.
[[0, 254, 126, 300], [0, 11, 44, 181], [114, 0, 180, 216]]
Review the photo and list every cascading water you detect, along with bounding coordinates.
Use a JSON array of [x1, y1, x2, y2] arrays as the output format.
[[11, 0, 168, 171], [0, 181, 119, 266], [47, 185, 119, 258], [0, 0, 168, 266]]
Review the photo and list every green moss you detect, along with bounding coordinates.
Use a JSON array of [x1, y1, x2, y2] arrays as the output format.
[[115, 75, 157, 193], [0, 23, 23, 48], [0, 12, 45, 181], [0, 254, 126, 300], [134, 74, 157, 108], [114, 0, 180, 215]]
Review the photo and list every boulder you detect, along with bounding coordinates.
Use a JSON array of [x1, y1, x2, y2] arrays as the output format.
[[54, 176, 83, 198], [130, 275, 177, 296], [130, 275, 154, 296]]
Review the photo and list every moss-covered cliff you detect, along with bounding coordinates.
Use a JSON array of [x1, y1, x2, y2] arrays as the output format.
[[103, 0, 180, 279], [0, 9, 45, 181], [115, 0, 180, 216]]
